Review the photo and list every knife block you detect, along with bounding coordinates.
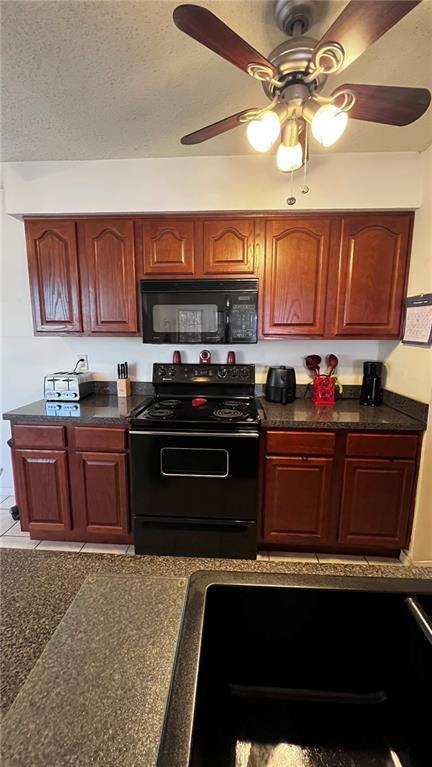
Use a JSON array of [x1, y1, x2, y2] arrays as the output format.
[[117, 379, 132, 398]]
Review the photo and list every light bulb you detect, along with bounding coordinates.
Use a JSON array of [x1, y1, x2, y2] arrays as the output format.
[[276, 141, 303, 172], [311, 103, 348, 147], [246, 111, 280, 153]]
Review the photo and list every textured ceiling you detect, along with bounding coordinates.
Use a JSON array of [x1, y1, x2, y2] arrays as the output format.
[[2, 0, 432, 161]]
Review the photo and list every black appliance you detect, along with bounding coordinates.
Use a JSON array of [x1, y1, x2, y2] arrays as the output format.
[[140, 278, 258, 344], [360, 361, 383, 406], [130, 363, 259, 559], [265, 366, 296, 404]]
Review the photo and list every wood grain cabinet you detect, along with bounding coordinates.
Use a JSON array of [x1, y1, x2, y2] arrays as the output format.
[[263, 455, 335, 547], [262, 217, 332, 336], [78, 219, 138, 334], [136, 218, 196, 276], [12, 448, 72, 536], [10, 424, 131, 544], [72, 451, 130, 541], [261, 429, 420, 554], [338, 458, 416, 549], [25, 220, 82, 333], [329, 214, 412, 338], [201, 218, 256, 275]]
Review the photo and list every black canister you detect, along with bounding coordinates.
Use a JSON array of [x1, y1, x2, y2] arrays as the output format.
[[265, 366, 296, 404], [360, 361, 383, 406]]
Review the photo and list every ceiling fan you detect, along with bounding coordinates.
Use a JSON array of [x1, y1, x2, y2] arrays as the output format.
[[173, 0, 431, 176]]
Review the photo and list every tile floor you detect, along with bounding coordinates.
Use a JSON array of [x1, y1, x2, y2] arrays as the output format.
[[0, 495, 403, 564]]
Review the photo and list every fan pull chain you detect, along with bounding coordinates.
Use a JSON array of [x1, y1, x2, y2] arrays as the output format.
[[302, 124, 310, 195], [286, 171, 296, 206]]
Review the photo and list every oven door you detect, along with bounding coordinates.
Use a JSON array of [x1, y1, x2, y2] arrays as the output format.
[[130, 430, 259, 521], [142, 289, 227, 344]]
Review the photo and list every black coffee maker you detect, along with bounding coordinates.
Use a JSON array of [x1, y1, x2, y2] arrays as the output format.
[[360, 361, 383, 406], [265, 366, 296, 404]]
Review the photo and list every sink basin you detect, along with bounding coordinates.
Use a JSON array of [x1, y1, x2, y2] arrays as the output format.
[[157, 573, 432, 767]]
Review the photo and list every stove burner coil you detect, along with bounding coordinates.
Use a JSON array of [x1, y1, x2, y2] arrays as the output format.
[[159, 400, 181, 407], [213, 408, 244, 419], [145, 408, 174, 418], [222, 400, 248, 409]]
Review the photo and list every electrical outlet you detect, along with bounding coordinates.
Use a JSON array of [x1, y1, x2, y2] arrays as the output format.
[[76, 354, 89, 372]]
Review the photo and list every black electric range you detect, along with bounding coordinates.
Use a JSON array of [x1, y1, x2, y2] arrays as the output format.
[[130, 364, 260, 559]]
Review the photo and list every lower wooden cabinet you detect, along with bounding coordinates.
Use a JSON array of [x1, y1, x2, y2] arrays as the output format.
[[263, 456, 334, 547], [11, 424, 132, 544], [72, 451, 130, 541], [261, 429, 420, 554], [338, 458, 416, 549], [12, 448, 72, 536]]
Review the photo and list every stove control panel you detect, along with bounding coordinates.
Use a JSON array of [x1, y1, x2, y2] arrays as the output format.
[[153, 363, 255, 384]]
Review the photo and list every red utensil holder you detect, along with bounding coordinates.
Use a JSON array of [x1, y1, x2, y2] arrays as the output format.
[[312, 375, 336, 405]]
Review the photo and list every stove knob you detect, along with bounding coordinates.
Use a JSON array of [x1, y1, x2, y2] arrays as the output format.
[[217, 367, 227, 378], [158, 366, 167, 377], [230, 368, 239, 378], [241, 367, 249, 378], [168, 367, 176, 377]]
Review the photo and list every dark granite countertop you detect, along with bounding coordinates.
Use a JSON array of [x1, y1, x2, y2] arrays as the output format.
[[3, 394, 426, 431], [1, 552, 431, 766], [2, 394, 148, 425], [259, 398, 426, 431]]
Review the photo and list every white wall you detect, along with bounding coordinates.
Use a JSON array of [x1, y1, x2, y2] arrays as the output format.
[[3, 152, 422, 216], [1, 151, 430, 560]]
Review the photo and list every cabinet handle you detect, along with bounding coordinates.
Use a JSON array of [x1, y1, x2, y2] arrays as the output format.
[[255, 243, 260, 271]]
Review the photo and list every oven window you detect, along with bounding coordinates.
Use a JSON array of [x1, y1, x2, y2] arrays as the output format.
[[160, 448, 229, 478], [153, 304, 219, 342]]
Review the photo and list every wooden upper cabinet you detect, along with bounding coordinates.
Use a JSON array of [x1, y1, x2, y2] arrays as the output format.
[[202, 218, 255, 275], [262, 217, 332, 336], [137, 218, 196, 276], [25, 220, 82, 333], [78, 219, 138, 334], [331, 214, 412, 337]]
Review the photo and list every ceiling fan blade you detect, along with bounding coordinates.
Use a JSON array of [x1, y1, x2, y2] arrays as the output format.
[[173, 4, 278, 80], [333, 83, 431, 125], [312, 0, 421, 73], [181, 109, 256, 145]]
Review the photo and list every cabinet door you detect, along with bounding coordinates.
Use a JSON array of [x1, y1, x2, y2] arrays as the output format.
[[332, 214, 412, 337], [263, 456, 334, 546], [202, 218, 255, 275], [25, 220, 82, 333], [78, 219, 138, 334], [12, 449, 72, 535], [138, 218, 196, 275], [263, 218, 331, 336], [73, 452, 130, 540], [339, 458, 415, 549]]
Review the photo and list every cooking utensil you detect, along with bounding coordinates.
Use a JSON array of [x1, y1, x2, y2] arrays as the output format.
[[326, 354, 339, 377], [305, 354, 322, 377]]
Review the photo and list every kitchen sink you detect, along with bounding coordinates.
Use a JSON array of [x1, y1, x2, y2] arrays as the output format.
[[157, 573, 432, 767]]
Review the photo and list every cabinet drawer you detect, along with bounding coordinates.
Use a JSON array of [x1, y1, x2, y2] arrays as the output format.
[[73, 426, 127, 452], [12, 424, 66, 449], [346, 433, 418, 459], [266, 430, 335, 455]]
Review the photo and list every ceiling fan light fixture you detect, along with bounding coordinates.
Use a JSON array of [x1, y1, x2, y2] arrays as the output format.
[[276, 141, 303, 172], [246, 110, 280, 152], [304, 99, 348, 147]]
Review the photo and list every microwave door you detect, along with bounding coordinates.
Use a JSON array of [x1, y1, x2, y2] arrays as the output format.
[[143, 292, 226, 344]]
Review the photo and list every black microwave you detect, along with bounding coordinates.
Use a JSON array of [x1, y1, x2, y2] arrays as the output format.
[[140, 279, 258, 344]]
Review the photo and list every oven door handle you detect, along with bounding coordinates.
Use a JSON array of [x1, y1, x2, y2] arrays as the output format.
[[137, 516, 255, 528], [130, 430, 259, 438]]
